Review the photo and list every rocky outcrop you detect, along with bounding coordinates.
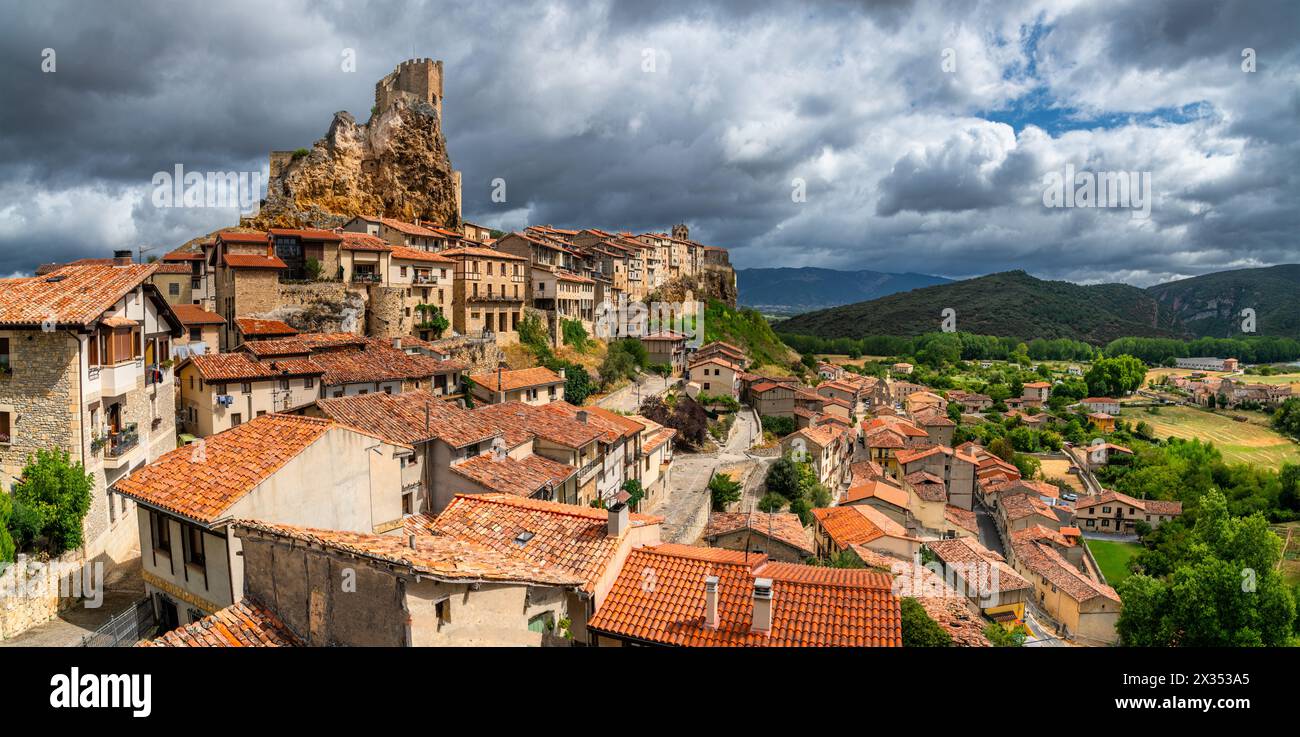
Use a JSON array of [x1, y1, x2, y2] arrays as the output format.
[[651, 266, 738, 307], [251, 61, 460, 230]]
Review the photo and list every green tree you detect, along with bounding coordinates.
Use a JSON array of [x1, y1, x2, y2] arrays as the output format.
[[11, 449, 94, 555], [757, 492, 787, 513], [1272, 398, 1300, 441], [0, 491, 16, 562], [1085, 354, 1147, 397], [765, 457, 803, 500], [708, 473, 742, 512], [900, 597, 951, 647], [1116, 489, 1297, 646], [621, 479, 645, 510], [560, 363, 595, 406], [415, 304, 450, 338], [983, 623, 1026, 647]]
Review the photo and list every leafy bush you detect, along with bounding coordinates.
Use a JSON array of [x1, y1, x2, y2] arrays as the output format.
[[760, 415, 796, 437], [757, 493, 786, 513], [900, 598, 952, 647], [415, 304, 450, 338], [559, 363, 595, 406], [291, 147, 310, 159], [11, 449, 94, 555], [561, 319, 589, 352], [983, 623, 1026, 647], [708, 473, 742, 512], [639, 395, 708, 448], [304, 257, 323, 281], [621, 479, 645, 510], [0, 492, 15, 562]]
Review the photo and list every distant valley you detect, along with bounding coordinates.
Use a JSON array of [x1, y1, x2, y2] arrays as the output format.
[[736, 267, 951, 316]]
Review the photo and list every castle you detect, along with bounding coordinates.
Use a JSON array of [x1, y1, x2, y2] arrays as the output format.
[[375, 57, 444, 118]]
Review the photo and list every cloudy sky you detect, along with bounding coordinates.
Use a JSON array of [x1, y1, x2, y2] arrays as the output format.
[[1, 0, 1297, 285]]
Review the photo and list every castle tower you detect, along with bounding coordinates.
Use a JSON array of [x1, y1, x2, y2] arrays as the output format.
[[671, 223, 689, 241], [374, 58, 444, 117]]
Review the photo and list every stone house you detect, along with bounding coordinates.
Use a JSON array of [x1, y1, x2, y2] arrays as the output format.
[[344, 214, 462, 252], [703, 511, 814, 562], [1006, 525, 1120, 644], [688, 356, 741, 399], [169, 304, 225, 357], [0, 261, 184, 559], [383, 244, 455, 342], [468, 366, 566, 406], [442, 245, 528, 345], [113, 414, 408, 629], [1075, 489, 1181, 534]]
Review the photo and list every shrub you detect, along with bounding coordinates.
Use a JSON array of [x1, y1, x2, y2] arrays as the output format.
[[559, 363, 595, 406], [708, 473, 742, 511], [304, 257, 323, 281], [561, 319, 589, 352], [757, 493, 786, 513], [291, 147, 310, 159], [11, 449, 94, 555], [983, 623, 1026, 647], [900, 598, 951, 647], [415, 304, 450, 338], [760, 415, 796, 437]]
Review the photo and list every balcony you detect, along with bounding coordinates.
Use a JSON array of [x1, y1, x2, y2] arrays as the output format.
[[413, 273, 439, 285], [102, 423, 141, 469], [350, 272, 382, 284], [96, 359, 143, 397]]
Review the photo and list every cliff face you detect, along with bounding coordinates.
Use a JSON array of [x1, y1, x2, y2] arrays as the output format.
[[652, 266, 738, 308], [252, 62, 460, 230]]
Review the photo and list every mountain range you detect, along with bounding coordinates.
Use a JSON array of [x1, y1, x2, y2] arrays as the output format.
[[737, 267, 951, 315], [773, 264, 1300, 344]]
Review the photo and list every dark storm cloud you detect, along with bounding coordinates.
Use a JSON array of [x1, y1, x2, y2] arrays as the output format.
[[0, 0, 1296, 285]]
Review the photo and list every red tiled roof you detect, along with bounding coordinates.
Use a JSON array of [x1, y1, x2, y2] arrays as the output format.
[[703, 512, 814, 555], [440, 246, 527, 261], [812, 505, 909, 550], [268, 227, 342, 242], [944, 505, 979, 535], [389, 245, 454, 263], [183, 352, 322, 382], [1075, 489, 1181, 516], [113, 415, 366, 523], [844, 479, 910, 509], [216, 230, 269, 245], [1009, 527, 1119, 603], [235, 318, 298, 338], [314, 389, 500, 448], [587, 543, 902, 646], [162, 247, 206, 262], [224, 254, 287, 269], [153, 262, 192, 274], [469, 366, 564, 393], [450, 452, 577, 497], [429, 494, 661, 593], [0, 263, 159, 327], [925, 537, 1031, 593], [474, 401, 605, 449], [170, 304, 225, 326], [139, 599, 301, 647], [338, 232, 393, 252]]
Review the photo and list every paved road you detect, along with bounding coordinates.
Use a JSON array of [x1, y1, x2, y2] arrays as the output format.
[[596, 373, 672, 413], [0, 560, 146, 648], [1023, 607, 1067, 647], [974, 502, 1005, 557], [650, 408, 761, 543], [1062, 445, 1104, 496]]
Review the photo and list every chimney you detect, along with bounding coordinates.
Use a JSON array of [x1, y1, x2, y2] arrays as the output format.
[[558, 367, 566, 380], [113, 250, 133, 266], [576, 410, 588, 424], [750, 577, 773, 634], [607, 501, 629, 538], [392, 337, 402, 350], [408, 534, 417, 549], [704, 576, 720, 629]]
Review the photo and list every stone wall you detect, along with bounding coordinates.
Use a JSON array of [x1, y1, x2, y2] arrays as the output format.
[[366, 285, 408, 338], [0, 330, 79, 492], [0, 551, 84, 640], [255, 282, 369, 335]]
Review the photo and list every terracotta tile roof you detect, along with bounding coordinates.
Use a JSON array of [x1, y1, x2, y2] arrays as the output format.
[[850, 460, 886, 484], [944, 505, 979, 535], [224, 254, 287, 269], [237, 519, 583, 587], [474, 401, 605, 449], [308, 341, 461, 385], [440, 245, 528, 261], [338, 231, 393, 252], [183, 352, 323, 382], [162, 246, 206, 261], [268, 227, 342, 241], [314, 389, 499, 448], [546, 403, 644, 443], [170, 304, 225, 326], [389, 245, 454, 263], [587, 544, 902, 646], [924, 537, 1032, 593], [0, 263, 158, 327], [235, 318, 298, 338], [641, 426, 677, 454], [999, 492, 1059, 523], [703, 512, 814, 555], [688, 356, 741, 371], [1009, 527, 1119, 603], [241, 338, 313, 357], [1075, 489, 1181, 516], [429, 494, 661, 593], [357, 215, 455, 239], [153, 262, 193, 274], [849, 545, 990, 646], [469, 366, 564, 393], [864, 428, 906, 449], [113, 415, 351, 523], [844, 479, 910, 510], [896, 445, 946, 465], [450, 452, 577, 497], [139, 599, 301, 647], [812, 505, 909, 550], [216, 230, 270, 245], [1023, 381, 1051, 389]]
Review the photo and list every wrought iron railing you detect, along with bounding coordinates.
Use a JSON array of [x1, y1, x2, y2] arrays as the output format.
[[106, 423, 140, 458]]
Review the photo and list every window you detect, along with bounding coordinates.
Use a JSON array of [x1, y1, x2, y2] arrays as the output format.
[[168, 282, 180, 296], [402, 492, 413, 515], [182, 524, 206, 570], [216, 384, 227, 396], [0, 337, 9, 372], [304, 377, 315, 389], [256, 410, 266, 417], [0, 410, 11, 444], [435, 599, 451, 629], [189, 327, 202, 341], [279, 378, 289, 390], [150, 511, 172, 555], [241, 382, 252, 394], [527, 612, 555, 634], [230, 413, 242, 427]]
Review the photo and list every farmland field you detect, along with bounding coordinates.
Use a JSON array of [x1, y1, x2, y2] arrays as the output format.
[[1038, 458, 1085, 492], [1086, 539, 1141, 586], [1127, 405, 1300, 468]]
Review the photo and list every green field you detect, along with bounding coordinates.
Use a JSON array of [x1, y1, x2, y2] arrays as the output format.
[[1086, 539, 1142, 586], [1128, 405, 1300, 469]]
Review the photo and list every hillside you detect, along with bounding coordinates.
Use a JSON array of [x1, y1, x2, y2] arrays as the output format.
[[1146, 264, 1300, 339], [775, 270, 1182, 344], [703, 299, 798, 368], [737, 267, 950, 315]]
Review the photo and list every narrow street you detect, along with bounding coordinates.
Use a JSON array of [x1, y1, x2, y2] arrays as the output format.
[[650, 408, 761, 543], [596, 372, 672, 413]]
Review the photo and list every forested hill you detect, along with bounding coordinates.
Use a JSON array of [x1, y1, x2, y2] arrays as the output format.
[[775, 270, 1181, 344], [736, 267, 950, 315], [1146, 264, 1300, 339]]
